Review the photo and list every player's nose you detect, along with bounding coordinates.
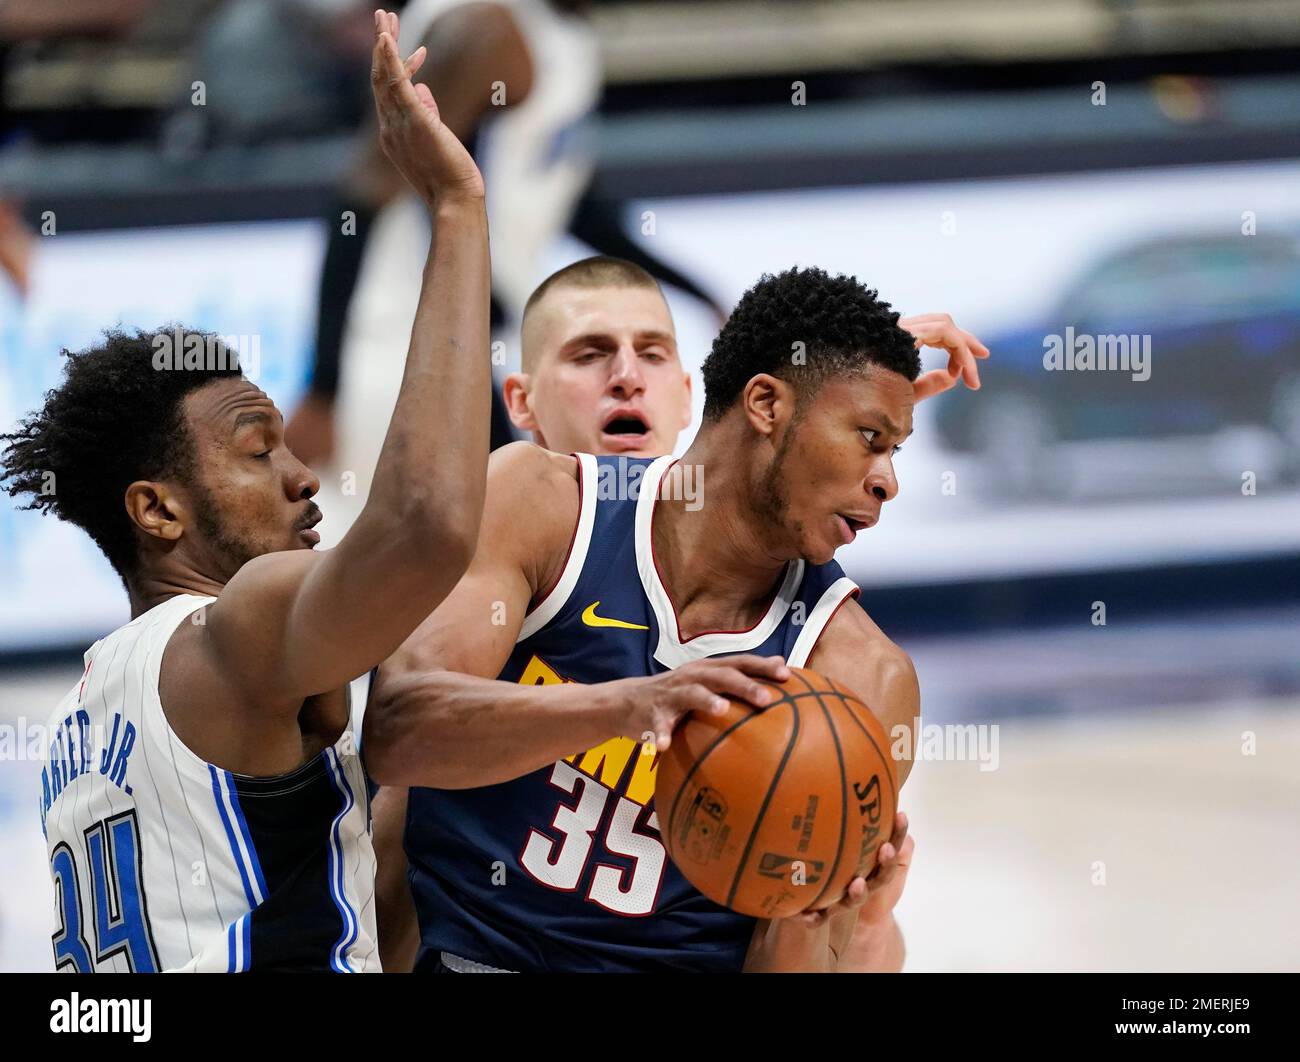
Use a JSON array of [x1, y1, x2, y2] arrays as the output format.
[[287, 454, 320, 501], [866, 456, 899, 503], [607, 346, 645, 396]]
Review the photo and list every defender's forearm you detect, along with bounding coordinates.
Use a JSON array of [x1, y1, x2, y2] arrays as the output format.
[[355, 200, 492, 553], [364, 670, 627, 789]]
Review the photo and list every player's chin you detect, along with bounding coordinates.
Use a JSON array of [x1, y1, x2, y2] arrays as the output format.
[[803, 539, 838, 566]]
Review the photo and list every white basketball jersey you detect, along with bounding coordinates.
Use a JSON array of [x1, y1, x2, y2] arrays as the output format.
[[39, 594, 379, 972]]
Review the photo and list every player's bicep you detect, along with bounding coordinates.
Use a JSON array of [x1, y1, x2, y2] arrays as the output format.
[[360, 494, 534, 763], [368, 442, 577, 707], [204, 532, 470, 709], [805, 600, 920, 787], [384, 538, 534, 683]]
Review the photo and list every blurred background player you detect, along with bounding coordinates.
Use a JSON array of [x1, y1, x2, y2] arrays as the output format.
[[502, 255, 693, 457], [283, 0, 727, 549]]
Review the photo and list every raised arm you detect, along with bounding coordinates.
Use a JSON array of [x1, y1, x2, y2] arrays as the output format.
[[207, 10, 492, 707]]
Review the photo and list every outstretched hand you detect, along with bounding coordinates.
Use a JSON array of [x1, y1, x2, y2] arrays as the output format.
[[370, 8, 484, 205], [901, 313, 990, 401]]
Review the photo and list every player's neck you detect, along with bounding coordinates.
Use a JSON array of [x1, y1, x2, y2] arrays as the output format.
[[653, 434, 788, 631], [126, 566, 226, 619]]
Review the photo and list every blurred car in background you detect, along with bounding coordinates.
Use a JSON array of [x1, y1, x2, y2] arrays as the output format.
[[933, 230, 1300, 494]]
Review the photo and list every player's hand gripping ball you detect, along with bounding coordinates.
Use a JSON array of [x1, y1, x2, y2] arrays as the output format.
[[655, 667, 898, 918]]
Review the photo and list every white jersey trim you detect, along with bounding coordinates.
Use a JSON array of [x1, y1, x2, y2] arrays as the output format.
[[323, 747, 361, 973], [787, 576, 860, 668], [635, 455, 805, 669], [518, 452, 597, 643]]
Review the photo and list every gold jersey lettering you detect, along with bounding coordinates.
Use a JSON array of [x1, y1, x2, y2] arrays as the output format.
[[517, 654, 660, 809]]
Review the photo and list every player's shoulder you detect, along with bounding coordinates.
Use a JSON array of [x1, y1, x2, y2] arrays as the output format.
[[484, 442, 582, 567], [490, 438, 576, 474], [209, 547, 319, 623], [488, 440, 581, 499], [810, 595, 918, 698]]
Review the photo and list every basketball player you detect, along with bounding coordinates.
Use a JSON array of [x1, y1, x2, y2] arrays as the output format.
[[502, 255, 695, 457], [0, 10, 490, 971], [364, 266, 988, 972], [370, 255, 979, 970]]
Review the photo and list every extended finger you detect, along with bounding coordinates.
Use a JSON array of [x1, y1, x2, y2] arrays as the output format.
[[964, 329, 991, 359], [724, 654, 792, 682], [947, 337, 980, 389], [378, 28, 421, 113], [838, 875, 870, 911], [890, 810, 909, 851], [913, 368, 958, 401], [697, 667, 780, 710], [677, 683, 731, 721], [405, 44, 427, 78], [866, 841, 899, 886]]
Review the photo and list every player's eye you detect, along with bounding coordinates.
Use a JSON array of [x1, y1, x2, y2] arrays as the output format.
[[253, 450, 272, 460], [862, 429, 902, 456]]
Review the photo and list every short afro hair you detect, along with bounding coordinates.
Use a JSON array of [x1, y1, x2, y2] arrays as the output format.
[[1, 326, 243, 582], [701, 266, 918, 421]]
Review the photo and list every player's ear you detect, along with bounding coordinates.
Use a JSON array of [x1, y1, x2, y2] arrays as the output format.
[[741, 374, 793, 439], [124, 481, 187, 543], [501, 373, 539, 432], [679, 372, 693, 429]]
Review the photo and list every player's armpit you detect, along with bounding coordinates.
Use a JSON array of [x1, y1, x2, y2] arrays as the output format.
[[804, 597, 920, 787]]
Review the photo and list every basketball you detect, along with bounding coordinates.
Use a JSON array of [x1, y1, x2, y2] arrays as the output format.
[[655, 667, 899, 919]]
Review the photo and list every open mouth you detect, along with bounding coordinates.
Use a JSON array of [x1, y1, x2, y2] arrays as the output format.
[[602, 414, 650, 436], [599, 410, 655, 450], [835, 513, 875, 543]]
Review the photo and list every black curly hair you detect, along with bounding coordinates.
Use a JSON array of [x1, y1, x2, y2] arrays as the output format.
[[0, 326, 243, 583], [701, 266, 918, 422]]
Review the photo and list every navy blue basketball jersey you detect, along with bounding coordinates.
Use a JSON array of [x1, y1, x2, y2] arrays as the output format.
[[405, 453, 860, 972]]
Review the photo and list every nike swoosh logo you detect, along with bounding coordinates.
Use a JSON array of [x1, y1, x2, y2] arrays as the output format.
[[581, 601, 649, 630]]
